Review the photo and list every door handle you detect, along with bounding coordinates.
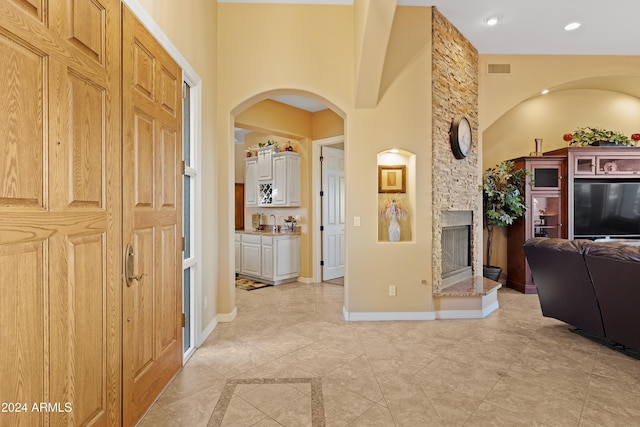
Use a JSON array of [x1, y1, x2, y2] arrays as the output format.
[[125, 243, 146, 287]]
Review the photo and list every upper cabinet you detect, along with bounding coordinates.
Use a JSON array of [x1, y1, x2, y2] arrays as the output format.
[[245, 157, 258, 206], [257, 147, 274, 180], [573, 153, 640, 176], [245, 150, 300, 207]]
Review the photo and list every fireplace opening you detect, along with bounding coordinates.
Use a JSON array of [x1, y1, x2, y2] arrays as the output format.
[[441, 211, 473, 288]]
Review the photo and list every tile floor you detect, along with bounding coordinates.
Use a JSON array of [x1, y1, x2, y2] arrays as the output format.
[[139, 282, 640, 426]]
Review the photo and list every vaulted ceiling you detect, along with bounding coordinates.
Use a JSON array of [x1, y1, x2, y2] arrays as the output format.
[[219, 0, 640, 55]]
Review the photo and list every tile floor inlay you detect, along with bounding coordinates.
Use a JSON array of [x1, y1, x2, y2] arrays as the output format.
[[207, 377, 324, 427]]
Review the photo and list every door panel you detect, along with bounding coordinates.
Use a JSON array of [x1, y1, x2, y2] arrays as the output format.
[[0, 241, 45, 427], [122, 6, 183, 425], [67, 72, 105, 207], [50, 232, 109, 425], [322, 147, 345, 280], [0, 1, 121, 426], [0, 31, 44, 209], [134, 111, 156, 208], [6, 0, 45, 23]]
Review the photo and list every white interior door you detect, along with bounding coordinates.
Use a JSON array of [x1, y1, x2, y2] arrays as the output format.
[[322, 147, 345, 280]]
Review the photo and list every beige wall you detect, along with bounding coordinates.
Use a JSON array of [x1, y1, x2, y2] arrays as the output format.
[[136, 0, 219, 329], [479, 54, 640, 276], [136, 0, 640, 322], [218, 4, 434, 315]]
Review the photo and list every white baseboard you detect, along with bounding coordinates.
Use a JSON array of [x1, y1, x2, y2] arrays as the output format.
[[197, 316, 219, 347], [436, 300, 500, 319], [217, 307, 237, 323], [343, 307, 436, 321], [343, 299, 500, 322], [297, 276, 313, 284]]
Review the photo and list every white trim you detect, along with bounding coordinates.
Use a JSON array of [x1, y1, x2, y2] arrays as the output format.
[[217, 307, 238, 323], [436, 300, 500, 319], [312, 135, 345, 284], [200, 317, 219, 344], [188, 83, 204, 347], [182, 346, 196, 364], [122, 0, 206, 349], [343, 307, 436, 321], [121, 0, 200, 83], [297, 276, 313, 284]]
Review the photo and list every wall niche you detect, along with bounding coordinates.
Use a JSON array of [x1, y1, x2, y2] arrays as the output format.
[[377, 150, 415, 242]]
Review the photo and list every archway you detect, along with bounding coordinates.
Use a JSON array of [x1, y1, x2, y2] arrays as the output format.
[[481, 75, 640, 281], [229, 89, 347, 313]]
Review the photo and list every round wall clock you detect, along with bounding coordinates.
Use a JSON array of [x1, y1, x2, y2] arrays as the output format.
[[450, 115, 472, 159]]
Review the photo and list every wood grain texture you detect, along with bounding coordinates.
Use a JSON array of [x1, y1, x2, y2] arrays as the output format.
[[0, 31, 44, 208], [122, 6, 183, 425], [0, 0, 121, 425]]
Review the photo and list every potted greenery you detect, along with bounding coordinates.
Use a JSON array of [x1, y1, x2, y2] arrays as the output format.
[[480, 160, 532, 281], [257, 139, 280, 151], [563, 127, 635, 146]]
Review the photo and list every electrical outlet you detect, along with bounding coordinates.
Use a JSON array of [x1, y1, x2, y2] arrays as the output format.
[[389, 285, 396, 296]]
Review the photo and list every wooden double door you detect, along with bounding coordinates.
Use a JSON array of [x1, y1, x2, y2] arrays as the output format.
[[0, 2, 183, 425]]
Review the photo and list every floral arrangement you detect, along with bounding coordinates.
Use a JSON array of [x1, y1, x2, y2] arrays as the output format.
[[258, 139, 279, 149], [563, 127, 636, 146], [245, 139, 280, 157], [379, 195, 408, 220]]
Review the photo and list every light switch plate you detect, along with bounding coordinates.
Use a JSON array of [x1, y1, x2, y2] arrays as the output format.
[[354, 216, 361, 227]]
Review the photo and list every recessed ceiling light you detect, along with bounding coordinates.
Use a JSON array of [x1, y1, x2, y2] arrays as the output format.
[[541, 89, 549, 95], [484, 14, 502, 26], [564, 22, 581, 31]]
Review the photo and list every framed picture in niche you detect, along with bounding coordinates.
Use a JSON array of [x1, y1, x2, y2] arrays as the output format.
[[378, 165, 406, 193]]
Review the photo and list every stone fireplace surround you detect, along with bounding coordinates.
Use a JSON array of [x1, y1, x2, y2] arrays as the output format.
[[441, 210, 473, 289]]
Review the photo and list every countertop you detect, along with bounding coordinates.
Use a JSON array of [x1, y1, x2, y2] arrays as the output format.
[[236, 228, 301, 236]]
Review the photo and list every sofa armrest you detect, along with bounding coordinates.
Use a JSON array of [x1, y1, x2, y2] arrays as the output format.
[[523, 238, 605, 337]]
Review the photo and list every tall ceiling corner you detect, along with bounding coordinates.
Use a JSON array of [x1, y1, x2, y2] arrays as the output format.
[[354, 0, 397, 108]]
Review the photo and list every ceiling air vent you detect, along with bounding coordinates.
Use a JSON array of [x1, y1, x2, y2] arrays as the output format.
[[487, 63, 511, 74]]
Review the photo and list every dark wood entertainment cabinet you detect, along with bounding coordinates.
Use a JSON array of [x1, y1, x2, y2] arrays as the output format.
[[506, 146, 640, 294]]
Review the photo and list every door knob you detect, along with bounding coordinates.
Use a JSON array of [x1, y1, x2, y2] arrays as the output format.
[[125, 243, 146, 287]]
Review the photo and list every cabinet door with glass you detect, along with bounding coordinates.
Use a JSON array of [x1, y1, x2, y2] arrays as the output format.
[[531, 192, 562, 239], [529, 160, 562, 190]]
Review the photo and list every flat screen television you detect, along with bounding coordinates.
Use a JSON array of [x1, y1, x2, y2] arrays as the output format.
[[574, 179, 640, 238]]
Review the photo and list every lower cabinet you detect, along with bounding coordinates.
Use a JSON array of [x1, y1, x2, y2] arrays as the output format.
[[238, 232, 300, 284], [234, 233, 242, 273], [241, 234, 262, 277]]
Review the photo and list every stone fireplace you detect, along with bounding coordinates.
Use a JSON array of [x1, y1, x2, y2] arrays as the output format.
[[441, 211, 473, 289], [419, 9, 501, 318], [431, 9, 480, 295]]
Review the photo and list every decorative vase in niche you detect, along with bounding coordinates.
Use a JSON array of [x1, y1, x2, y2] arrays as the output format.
[[388, 214, 401, 242]]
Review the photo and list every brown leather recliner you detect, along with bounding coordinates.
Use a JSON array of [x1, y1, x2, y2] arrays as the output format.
[[523, 238, 606, 338], [584, 242, 640, 351]]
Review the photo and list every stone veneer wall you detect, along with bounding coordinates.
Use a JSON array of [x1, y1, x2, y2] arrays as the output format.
[[431, 8, 480, 293]]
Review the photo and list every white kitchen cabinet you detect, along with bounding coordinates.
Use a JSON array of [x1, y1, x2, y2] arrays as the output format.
[[257, 147, 274, 180], [272, 152, 301, 207], [244, 157, 258, 206], [261, 236, 274, 279], [274, 235, 300, 279], [235, 233, 242, 274], [245, 151, 300, 207], [236, 232, 300, 285], [241, 234, 262, 276]]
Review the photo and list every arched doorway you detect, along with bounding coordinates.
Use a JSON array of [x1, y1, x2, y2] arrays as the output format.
[[230, 90, 347, 312]]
